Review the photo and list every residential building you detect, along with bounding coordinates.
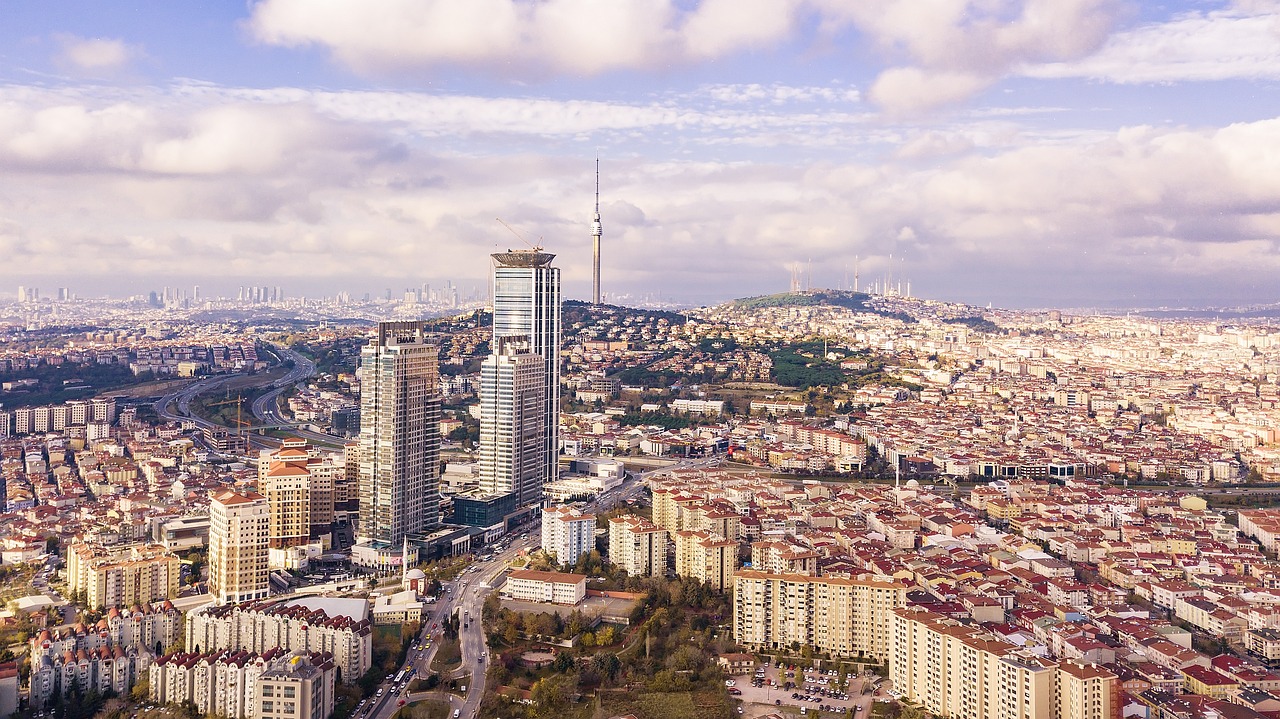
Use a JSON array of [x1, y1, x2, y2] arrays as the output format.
[[354, 322, 442, 566], [674, 529, 738, 592], [541, 505, 595, 565], [209, 490, 269, 605], [66, 542, 180, 609], [185, 598, 371, 682], [733, 570, 907, 660], [149, 649, 335, 719], [607, 514, 667, 578]]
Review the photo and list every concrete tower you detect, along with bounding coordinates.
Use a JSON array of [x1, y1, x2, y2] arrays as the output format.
[[354, 322, 441, 565], [491, 249, 561, 486], [591, 158, 603, 305], [478, 334, 547, 506]]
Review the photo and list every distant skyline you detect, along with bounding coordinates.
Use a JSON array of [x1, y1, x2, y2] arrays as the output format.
[[2, 1, 1279, 310]]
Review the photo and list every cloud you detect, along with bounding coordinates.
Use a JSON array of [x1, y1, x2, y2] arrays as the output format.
[[53, 35, 141, 74], [812, 0, 1120, 114], [1027, 1, 1280, 83], [1, 81, 1279, 307], [245, 0, 802, 78]]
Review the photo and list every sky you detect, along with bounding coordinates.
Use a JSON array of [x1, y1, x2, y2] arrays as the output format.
[[1, 1, 1279, 310]]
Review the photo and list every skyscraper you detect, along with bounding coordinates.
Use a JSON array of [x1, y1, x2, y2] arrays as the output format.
[[591, 158, 603, 305], [478, 335, 546, 506], [354, 322, 441, 565], [209, 490, 269, 605], [491, 250, 561, 485]]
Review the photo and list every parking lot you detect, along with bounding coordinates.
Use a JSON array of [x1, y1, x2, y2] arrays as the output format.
[[725, 662, 889, 718]]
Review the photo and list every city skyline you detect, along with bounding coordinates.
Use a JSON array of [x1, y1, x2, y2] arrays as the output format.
[[1, 2, 1279, 309]]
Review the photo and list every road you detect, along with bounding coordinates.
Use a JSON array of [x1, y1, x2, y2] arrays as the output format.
[[366, 535, 538, 719]]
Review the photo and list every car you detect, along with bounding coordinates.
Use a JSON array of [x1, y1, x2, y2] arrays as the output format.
[[398, 700, 406, 707], [725, 680, 736, 687], [728, 689, 741, 696], [453, 712, 460, 719], [736, 708, 744, 715]]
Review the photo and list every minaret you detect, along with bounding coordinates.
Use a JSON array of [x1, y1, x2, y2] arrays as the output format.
[[591, 157, 603, 305]]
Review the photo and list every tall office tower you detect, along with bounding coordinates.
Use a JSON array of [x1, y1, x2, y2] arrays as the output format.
[[591, 158, 603, 305], [209, 490, 269, 605], [355, 322, 441, 564], [478, 335, 546, 506], [16, 285, 24, 303], [491, 249, 561, 483], [193, 285, 200, 303]]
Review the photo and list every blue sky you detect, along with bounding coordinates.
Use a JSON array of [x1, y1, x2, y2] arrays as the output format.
[[1, 1, 1279, 309]]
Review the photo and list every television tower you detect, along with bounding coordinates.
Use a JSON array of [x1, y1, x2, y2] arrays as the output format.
[[591, 157, 603, 305]]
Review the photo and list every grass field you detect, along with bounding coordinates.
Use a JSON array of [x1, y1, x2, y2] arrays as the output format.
[[394, 700, 453, 719], [599, 690, 731, 719], [431, 637, 462, 673]]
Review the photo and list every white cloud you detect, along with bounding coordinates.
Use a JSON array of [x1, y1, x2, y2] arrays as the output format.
[[813, 0, 1119, 114], [1, 81, 1279, 307], [53, 35, 140, 74], [1027, 2, 1280, 83], [245, 0, 801, 77]]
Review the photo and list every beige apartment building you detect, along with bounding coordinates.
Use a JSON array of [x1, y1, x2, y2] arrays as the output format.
[[733, 570, 906, 660], [890, 606, 1118, 719], [67, 542, 180, 609], [258, 439, 338, 549], [209, 490, 269, 605], [607, 514, 667, 578], [673, 530, 738, 592]]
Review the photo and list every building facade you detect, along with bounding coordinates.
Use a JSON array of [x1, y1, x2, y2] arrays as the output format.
[[733, 570, 907, 661], [150, 649, 335, 719], [185, 598, 371, 683], [478, 335, 547, 507], [491, 250, 561, 484], [607, 514, 667, 578], [674, 530, 738, 592], [541, 505, 595, 565], [356, 322, 442, 563], [503, 570, 587, 605], [209, 490, 270, 605], [67, 542, 180, 609], [889, 606, 1119, 719]]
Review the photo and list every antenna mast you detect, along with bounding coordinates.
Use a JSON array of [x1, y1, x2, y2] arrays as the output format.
[[592, 157, 603, 305]]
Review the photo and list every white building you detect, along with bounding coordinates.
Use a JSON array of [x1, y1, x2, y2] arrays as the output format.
[[503, 570, 587, 605], [541, 505, 596, 565], [209, 490, 269, 605], [478, 335, 547, 507], [608, 515, 667, 578]]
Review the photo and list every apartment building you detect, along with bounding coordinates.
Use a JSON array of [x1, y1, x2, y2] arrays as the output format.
[[541, 505, 596, 565], [66, 542, 180, 609], [674, 530, 738, 592], [607, 514, 667, 578], [751, 539, 819, 576], [209, 490, 269, 605], [733, 570, 907, 661], [150, 649, 335, 719], [258, 439, 338, 549], [29, 632, 151, 708], [185, 598, 371, 682], [890, 607, 1119, 719]]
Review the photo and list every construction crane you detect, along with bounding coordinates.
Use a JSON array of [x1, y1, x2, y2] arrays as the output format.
[[495, 218, 542, 252], [205, 395, 250, 429]]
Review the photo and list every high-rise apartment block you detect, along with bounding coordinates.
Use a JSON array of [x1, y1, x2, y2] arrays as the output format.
[[209, 490, 269, 605], [889, 606, 1119, 719], [673, 529, 738, 592], [478, 335, 546, 506], [541, 505, 595, 565], [733, 570, 907, 660], [354, 322, 441, 566], [258, 439, 339, 549], [491, 250, 561, 485], [607, 515, 667, 578]]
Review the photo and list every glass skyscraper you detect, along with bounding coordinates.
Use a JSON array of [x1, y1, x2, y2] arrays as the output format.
[[491, 250, 561, 488], [355, 321, 441, 559]]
